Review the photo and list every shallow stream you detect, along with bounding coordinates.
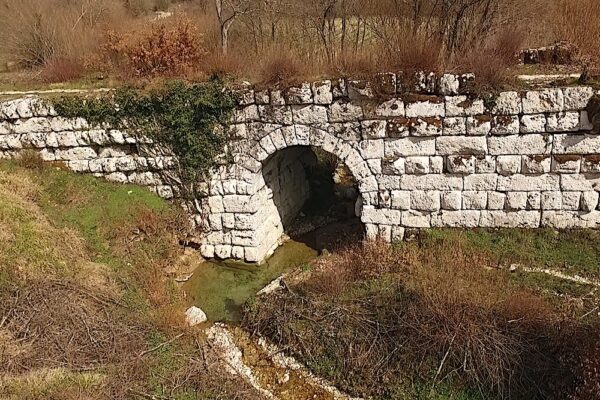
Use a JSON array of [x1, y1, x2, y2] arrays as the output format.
[[183, 218, 362, 322]]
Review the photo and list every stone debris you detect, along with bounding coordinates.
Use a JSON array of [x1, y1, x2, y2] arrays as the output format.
[[184, 306, 207, 326]]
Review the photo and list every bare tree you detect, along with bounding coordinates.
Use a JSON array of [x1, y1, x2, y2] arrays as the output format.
[[215, 0, 255, 54]]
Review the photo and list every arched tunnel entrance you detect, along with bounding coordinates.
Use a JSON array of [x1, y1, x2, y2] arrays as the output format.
[[259, 145, 364, 258]]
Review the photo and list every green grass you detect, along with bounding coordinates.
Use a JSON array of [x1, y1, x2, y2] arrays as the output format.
[[422, 228, 600, 277]]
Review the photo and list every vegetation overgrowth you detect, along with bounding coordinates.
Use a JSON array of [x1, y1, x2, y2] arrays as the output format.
[[52, 79, 235, 199], [244, 232, 600, 400], [0, 0, 599, 90], [0, 157, 261, 399]]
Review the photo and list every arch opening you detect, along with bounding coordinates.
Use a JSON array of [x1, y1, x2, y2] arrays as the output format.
[[258, 145, 364, 259]]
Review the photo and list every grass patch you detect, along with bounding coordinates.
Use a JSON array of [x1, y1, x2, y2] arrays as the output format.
[[422, 228, 600, 277]]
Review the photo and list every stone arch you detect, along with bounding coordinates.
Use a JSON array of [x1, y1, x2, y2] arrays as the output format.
[[200, 125, 379, 263]]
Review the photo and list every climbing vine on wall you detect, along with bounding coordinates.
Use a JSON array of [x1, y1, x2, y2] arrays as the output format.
[[52, 79, 235, 200]]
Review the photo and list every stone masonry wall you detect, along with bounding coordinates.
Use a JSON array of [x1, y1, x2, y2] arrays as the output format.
[[1, 74, 600, 263]]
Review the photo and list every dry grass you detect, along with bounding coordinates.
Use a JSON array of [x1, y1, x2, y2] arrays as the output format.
[[0, 159, 261, 399], [244, 239, 600, 399], [554, 0, 600, 71]]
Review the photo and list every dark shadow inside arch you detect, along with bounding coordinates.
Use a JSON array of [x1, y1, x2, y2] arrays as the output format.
[[261, 145, 364, 254]]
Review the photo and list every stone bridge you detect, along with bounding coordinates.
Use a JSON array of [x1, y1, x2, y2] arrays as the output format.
[[1, 74, 599, 263]]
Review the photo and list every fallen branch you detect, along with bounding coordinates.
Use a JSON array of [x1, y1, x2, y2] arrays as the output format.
[[138, 333, 184, 357]]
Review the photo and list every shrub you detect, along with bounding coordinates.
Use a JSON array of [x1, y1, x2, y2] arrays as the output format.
[[103, 19, 205, 78], [40, 58, 85, 83], [259, 53, 304, 86]]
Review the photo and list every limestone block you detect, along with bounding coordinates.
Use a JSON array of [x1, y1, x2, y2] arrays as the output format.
[[13, 118, 51, 134], [208, 214, 223, 230], [259, 135, 276, 157], [222, 213, 235, 229], [401, 210, 431, 228], [441, 191, 462, 210], [522, 155, 551, 174], [376, 99, 405, 117], [55, 147, 97, 160], [582, 156, 600, 173], [553, 134, 600, 154], [385, 137, 436, 157], [520, 114, 547, 133], [542, 211, 600, 229], [359, 140, 384, 159], [365, 224, 378, 240], [0, 121, 11, 135], [463, 191, 487, 210], [563, 86, 594, 110], [201, 244, 215, 259], [562, 192, 582, 210], [439, 74, 460, 95], [291, 105, 327, 125], [446, 155, 475, 174], [541, 192, 562, 210], [432, 210, 481, 227], [68, 160, 89, 172], [208, 196, 225, 213], [400, 174, 462, 190], [129, 172, 161, 186], [560, 175, 600, 191], [445, 96, 484, 117], [0, 100, 20, 119], [490, 115, 520, 135], [259, 106, 293, 125], [466, 115, 491, 136], [497, 174, 560, 191], [233, 105, 259, 123], [105, 172, 128, 184], [285, 83, 313, 104], [475, 156, 496, 173], [18, 98, 42, 118], [361, 207, 401, 225], [386, 118, 411, 138], [382, 157, 405, 175], [269, 129, 287, 150], [443, 117, 467, 136], [98, 147, 128, 158], [479, 211, 541, 228], [405, 97, 445, 118], [329, 122, 361, 141], [185, 306, 207, 326], [489, 92, 521, 115], [109, 130, 126, 144], [270, 90, 285, 106], [39, 149, 55, 161], [115, 156, 137, 172], [215, 245, 232, 260], [410, 117, 443, 136], [487, 192, 506, 210], [410, 191, 440, 211], [312, 80, 333, 105], [361, 120, 386, 139], [488, 134, 551, 155], [464, 174, 497, 191], [497, 155, 521, 175], [255, 90, 270, 105], [328, 101, 363, 122], [405, 156, 430, 174], [551, 155, 581, 173], [21, 132, 48, 148], [436, 136, 487, 155], [522, 89, 564, 113], [378, 175, 400, 190], [581, 191, 599, 212], [547, 112, 580, 132]]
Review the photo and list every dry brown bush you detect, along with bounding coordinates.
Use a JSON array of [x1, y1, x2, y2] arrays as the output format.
[[244, 239, 600, 399], [40, 58, 85, 83], [258, 52, 305, 86]]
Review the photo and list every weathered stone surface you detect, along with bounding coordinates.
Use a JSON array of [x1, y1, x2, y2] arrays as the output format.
[[3, 81, 600, 264]]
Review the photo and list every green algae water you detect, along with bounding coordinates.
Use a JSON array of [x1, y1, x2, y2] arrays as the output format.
[[183, 240, 318, 322]]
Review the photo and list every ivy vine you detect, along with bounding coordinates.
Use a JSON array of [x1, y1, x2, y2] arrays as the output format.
[[52, 79, 235, 200]]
